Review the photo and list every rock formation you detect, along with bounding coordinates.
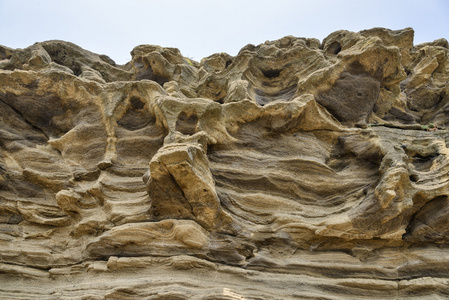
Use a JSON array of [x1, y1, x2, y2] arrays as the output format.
[[1, 27, 449, 299]]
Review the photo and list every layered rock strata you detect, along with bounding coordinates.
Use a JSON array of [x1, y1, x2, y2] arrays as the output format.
[[1, 28, 449, 299]]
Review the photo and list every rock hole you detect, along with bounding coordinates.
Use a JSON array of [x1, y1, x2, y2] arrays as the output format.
[[68, 62, 82, 76], [412, 153, 439, 162], [130, 96, 145, 110], [152, 75, 169, 86], [117, 95, 154, 130], [410, 152, 440, 171], [409, 174, 419, 182], [327, 41, 342, 55], [225, 60, 232, 68], [363, 187, 369, 195], [176, 111, 198, 135], [262, 69, 281, 78]]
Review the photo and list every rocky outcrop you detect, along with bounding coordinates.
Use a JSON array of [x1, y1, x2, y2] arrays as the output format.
[[1, 28, 449, 299]]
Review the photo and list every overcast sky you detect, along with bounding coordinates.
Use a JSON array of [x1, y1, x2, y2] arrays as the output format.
[[1, 0, 448, 64]]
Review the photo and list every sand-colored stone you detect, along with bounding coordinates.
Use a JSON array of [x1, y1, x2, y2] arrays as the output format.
[[1, 28, 449, 299]]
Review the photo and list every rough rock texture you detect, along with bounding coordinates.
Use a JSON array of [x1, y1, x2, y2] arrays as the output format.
[[1, 28, 449, 299]]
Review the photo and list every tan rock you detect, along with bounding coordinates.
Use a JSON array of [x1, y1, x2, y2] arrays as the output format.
[[1, 28, 449, 299]]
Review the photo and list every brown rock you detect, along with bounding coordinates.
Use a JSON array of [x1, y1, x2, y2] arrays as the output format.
[[1, 28, 449, 299]]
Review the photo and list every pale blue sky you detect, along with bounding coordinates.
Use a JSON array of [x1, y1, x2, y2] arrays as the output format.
[[1, 0, 448, 64]]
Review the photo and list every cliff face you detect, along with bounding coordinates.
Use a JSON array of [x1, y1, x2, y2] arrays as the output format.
[[0, 28, 449, 299]]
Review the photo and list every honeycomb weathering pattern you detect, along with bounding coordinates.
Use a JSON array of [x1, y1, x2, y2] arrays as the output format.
[[1, 28, 449, 299]]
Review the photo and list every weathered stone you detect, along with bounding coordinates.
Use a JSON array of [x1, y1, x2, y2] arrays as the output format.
[[1, 28, 449, 299]]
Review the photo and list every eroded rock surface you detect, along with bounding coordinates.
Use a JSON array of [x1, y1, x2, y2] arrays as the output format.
[[1, 28, 449, 299]]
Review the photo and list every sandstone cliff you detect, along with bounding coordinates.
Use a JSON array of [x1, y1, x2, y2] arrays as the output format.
[[0, 28, 449, 299]]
